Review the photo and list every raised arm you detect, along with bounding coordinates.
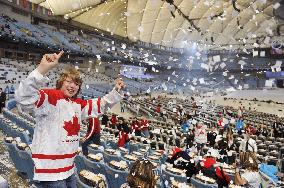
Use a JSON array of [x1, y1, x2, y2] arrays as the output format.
[[81, 76, 126, 119], [15, 51, 64, 108]]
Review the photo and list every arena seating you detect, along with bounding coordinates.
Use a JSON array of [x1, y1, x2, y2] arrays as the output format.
[[1, 101, 283, 187]]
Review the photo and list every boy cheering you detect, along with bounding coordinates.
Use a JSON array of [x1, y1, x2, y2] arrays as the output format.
[[15, 51, 125, 187]]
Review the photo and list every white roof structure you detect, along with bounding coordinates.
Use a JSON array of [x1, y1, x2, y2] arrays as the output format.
[[29, 0, 284, 50]]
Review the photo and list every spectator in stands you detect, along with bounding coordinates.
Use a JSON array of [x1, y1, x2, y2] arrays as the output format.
[[273, 118, 282, 138], [185, 128, 195, 149], [217, 115, 225, 135], [196, 148, 230, 188], [194, 122, 207, 154], [156, 104, 161, 116], [236, 117, 245, 135], [110, 113, 117, 129], [217, 137, 229, 164], [258, 125, 269, 137], [245, 123, 256, 135], [117, 122, 130, 148], [15, 51, 125, 186], [135, 104, 140, 115], [81, 117, 101, 156], [117, 117, 128, 132], [238, 106, 243, 117], [101, 113, 109, 128], [166, 147, 197, 182], [234, 152, 261, 188], [181, 117, 190, 133], [120, 101, 125, 113], [207, 126, 217, 147], [121, 159, 157, 188], [0, 88, 6, 113], [240, 130, 257, 153], [226, 130, 237, 164], [131, 117, 141, 136]]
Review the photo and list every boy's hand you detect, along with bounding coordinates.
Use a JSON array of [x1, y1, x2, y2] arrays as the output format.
[[37, 51, 64, 75], [115, 75, 126, 92]]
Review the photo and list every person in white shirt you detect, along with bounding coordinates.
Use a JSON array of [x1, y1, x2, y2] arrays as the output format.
[[235, 152, 261, 188], [194, 122, 207, 154], [240, 131, 257, 153]]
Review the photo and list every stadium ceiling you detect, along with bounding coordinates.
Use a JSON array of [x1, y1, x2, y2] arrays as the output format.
[[29, 0, 284, 50]]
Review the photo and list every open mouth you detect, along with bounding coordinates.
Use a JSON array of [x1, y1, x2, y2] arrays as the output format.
[[67, 89, 75, 94]]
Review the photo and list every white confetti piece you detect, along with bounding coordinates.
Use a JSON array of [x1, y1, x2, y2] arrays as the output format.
[[220, 62, 226, 69], [213, 55, 221, 63], [162, 83, 167, 91], [226, 87, 236, 92], [121, 44, 126, 49], [273, 2, 280, 9], [275, 60, 282, 67], [238, 60, 246, 66], [265, 79, 274, 87], [253, 50, 258, 57], [260, 51, 265, 57], [201, 63, 209, 70]]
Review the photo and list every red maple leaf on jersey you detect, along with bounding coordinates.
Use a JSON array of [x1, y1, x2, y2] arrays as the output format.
[[63, 116, 80, 136]]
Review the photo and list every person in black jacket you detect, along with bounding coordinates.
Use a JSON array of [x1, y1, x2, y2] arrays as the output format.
[[0, 88, 6, 113], [226, 131, 237, 165], [101, 113, 109, 127], [166, 148, 197, 183], [273, 118, 281, 138], [207, 126, 218, 147], [185, 129, 195, 149]]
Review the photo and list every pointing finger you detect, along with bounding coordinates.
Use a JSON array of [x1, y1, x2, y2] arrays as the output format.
[[56, 51, 64, 59]]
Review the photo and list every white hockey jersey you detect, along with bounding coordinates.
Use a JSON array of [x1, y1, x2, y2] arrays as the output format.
[[15, 69, 123, 181]]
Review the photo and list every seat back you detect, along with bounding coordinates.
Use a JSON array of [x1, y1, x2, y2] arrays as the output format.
[[191, 177, 218, 188], [74, 155, 87, 173], [83, 156, 106, 176], [88, 147, 103, 155], [104, 163, 128, 188], [17, 148, 34, 180], [103, 151, 121, 163], [4, 142, 26, 173], [161, 168, 187, 184]]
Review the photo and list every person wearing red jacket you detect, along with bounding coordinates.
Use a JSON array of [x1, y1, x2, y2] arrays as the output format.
[[131, 117, 141, 136], [197, 149, 230, 188], [82, 117, 101, 155], [117, 125, 130, 148], [156, 104, 161, 117], [110, 114, 117, 129], [245, 124, 256, 135]]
